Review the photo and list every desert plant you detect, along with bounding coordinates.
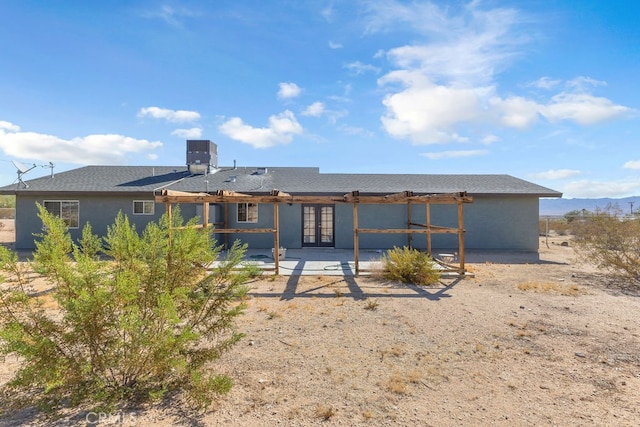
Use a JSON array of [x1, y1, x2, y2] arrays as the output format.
[[380, 246, 441, 285], [0, 204, 251, 410], [539, 217, 571, 236], [315, 404, 336, 420], [0, 195, 15, 209], [363, 299, 379, 311], [572, 206, 640, 283]]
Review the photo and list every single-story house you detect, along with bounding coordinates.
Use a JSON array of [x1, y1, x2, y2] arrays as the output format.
[[0, 140, 561, 254]]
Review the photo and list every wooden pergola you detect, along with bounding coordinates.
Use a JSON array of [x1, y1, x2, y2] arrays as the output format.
[[155, 189, 473, 275]]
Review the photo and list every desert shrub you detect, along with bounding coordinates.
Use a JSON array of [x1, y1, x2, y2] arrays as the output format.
[[572, 206, 640, 283], [0, 195, 15, 209], [380, 246, 441, 285], [539, 217, 571, 236], [0, 204, 252, 410]]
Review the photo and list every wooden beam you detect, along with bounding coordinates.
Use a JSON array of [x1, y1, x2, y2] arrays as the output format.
[[157, 188, 472, 276], [156, 189, 472, 206], [224, 203, 229, 248], [358, 228, 460, 234], [203, 202, 209, 228], [426, 203, 432, 256], [209, 228, 276, 234], [458, 200, 465, 271], [274, 202, 280, 275], [353, 202, 359, 276], [166, 202, 172, 245], [407, 202, 412, 248]]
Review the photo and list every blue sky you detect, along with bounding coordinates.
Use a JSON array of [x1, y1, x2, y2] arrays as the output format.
[[1, 0, 639, 198]]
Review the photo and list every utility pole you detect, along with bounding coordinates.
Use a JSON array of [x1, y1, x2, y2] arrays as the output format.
[[629, 201, 635, 215]]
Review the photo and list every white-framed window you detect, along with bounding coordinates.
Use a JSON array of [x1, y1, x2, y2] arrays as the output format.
[[237, 203, 258, 223], [43, 200, 80, 229], [133, 200, 155, 215]]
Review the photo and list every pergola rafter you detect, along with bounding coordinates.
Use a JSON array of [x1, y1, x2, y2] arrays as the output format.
[[155, 189, 473, 275]]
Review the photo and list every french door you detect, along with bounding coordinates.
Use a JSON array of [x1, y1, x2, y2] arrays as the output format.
[[302, 204, 334, 247]]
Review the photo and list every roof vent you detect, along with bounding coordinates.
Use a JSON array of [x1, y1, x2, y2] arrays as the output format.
[[255, 167, 268, 175], [186, 140, 217, 175]]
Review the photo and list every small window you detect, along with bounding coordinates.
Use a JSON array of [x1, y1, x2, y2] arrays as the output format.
[[237, 203, 258, 223], [43, 200, 79, 229], [133, 200, 155, 215]]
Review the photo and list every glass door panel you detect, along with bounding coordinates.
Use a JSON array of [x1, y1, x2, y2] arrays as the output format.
[[302, 205, 334, 247]]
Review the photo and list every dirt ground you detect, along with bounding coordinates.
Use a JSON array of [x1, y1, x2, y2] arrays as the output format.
[[1, 220, 639, 426]]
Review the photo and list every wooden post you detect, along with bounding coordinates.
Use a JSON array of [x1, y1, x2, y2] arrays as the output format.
[[224, 203, 229, 249], [457, 200, 465, 271], [274, 203, 280, 275], [426, 203, 432, 256], [166, 202, 172, 245], [407, 202, 412, 248], [353, 202, 359, 276], [203, 202, 209, 228]]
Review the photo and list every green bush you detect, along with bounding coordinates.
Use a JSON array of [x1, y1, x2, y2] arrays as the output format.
[[0, 196, 15, 209], [572, 207, 640, 284], [380, 246, 441, 285], [0, 204, 252, 410]]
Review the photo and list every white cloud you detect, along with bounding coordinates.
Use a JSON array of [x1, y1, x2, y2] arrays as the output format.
[[542, 92, 632, 125], [171, 127, 203, 139], [562, 178, 640, 198], [371, 2, 634, 144], [481, 134, 500, 144], [363, 0, 463, 36], [421, 150, 488, 159], [490, 96, 541, 129], [0, 124, 162, 165], [528, 77, 561, 90], [379, 70, 484, 144], [277, 82, 302, 99], [566, 76, 606, 92], [328, 41, 343, 49], [338, 125, 375, 137], [141, 5, 198, 27], [302, 102, 326, 117], [623, 160, 640, 170], [374, 2, 526, 143], [529, 169, 582, 180], [0, 121, 20, 132], [345, 61, 380, 75], [377, 2, 524, 87], [138, 106, 201, 123], [218, 110, 303, 148], [321, 4, 334, 22]]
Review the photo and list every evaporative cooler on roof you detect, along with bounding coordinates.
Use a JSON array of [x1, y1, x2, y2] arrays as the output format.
[[186, 140, 218, 175]]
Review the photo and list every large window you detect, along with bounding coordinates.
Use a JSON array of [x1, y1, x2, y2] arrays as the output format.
[[43, 200, 79, 229], [133, 200, 155, 215], [237, 203, 258, 223]]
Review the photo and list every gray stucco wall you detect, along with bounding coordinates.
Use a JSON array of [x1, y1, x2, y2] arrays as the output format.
[[14, 194, 183, 249], [463, 196, 539, 251], [14, 195, 540, 252], [336, 196, 538, 251], [211, 196, 539, 252]]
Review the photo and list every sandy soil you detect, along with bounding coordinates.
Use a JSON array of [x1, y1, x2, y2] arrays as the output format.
[[1, 220, 639, 426]]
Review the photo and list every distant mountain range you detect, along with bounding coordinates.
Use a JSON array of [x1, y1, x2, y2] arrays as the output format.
[[539, 197, 640, 216]]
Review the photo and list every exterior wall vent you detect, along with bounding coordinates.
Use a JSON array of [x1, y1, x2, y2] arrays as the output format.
[[186, 140, 218, 175]]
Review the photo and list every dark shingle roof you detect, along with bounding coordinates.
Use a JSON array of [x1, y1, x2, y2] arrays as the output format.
[[0, 165, 562, 197]]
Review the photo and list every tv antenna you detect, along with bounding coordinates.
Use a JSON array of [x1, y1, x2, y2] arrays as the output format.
[[41, 161, 55, 178], [12, 160, 37, 188]]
